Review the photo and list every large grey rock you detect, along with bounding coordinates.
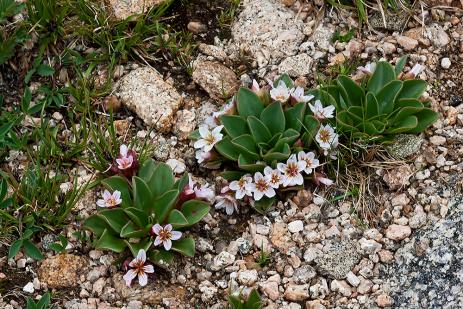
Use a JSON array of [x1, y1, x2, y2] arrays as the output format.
[[314, 241, 361, 279], [231, 0, 305, 67], [115, 67, 182, 133], [278, 53, 313, 77], [106, 0, 166, 20]]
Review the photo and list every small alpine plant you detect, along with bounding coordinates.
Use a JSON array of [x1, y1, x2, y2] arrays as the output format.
[[84, 156, 213, 272], [190, 75, 338, 213]]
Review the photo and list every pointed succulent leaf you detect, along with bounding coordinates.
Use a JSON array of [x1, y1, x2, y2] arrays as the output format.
[[253, 196, 275, 214], [247, 116, 272, 143], [245, 289, 262, 309], [346, 106, 364, 122], [394, 98, 424, 110], [407, 109, 439, 133], [365, 92, 379, 119], [376, 80, 403, 114], [102, 176, 131, 208], [280, 129, 300, 144], [23, 240, 44, 260], [221, 171, 246, 181], [371, 120, 386, 133], [95, 229, 127, 253], [263, 144, 291, 163], [181, 199, 211, 226], [236, 87, 264, 117], [153, 189, 179, 223], [321, 86, 345, 109], [397, 79, 427, 100], [167, 209, 190, 228], [125, 238, 151, 257], [337, 75, 364, 107], [395, 55, 409, 76], [83, 214, 111, 237], [120, 221, 149, 238], [273, 73, 294, 88], [148, 249, 174, 268], [391, 106, 423, 124], [260, 102, 285, 134], [133, 176, 152, 211], [363, 122, 381, 135], [138, 159, 157, 183], [385, 116, 418, 134], [174, 173, 189, 192], [238, 154, 266, 172], [98, 208, 130, 234], [267, 133, 282, 148], [148, 163, 174, 198], [231, 134, 259, 159], [367, 61, 396, 94], [8, 239, 23, 259], [336, 111, 356, 131], [171, 237, 195, 257], [215, 136, 240, 161], [221, 115, 249, 138], [301, 115, 319, 146], [188, 129, 200, 140], [228, 296, 243, 309], [284, 102, 306, 131]]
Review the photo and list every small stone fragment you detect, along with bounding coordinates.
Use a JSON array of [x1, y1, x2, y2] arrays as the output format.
[[385, 224, 412, 241]]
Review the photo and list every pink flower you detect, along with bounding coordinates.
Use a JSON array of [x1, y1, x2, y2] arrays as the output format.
[[122, 249, 154, 287], [248, 172, 276, 201], [215, 186, 239, 215], [116, 145, 134, 170], [152, 224, 182, 251], [314, 173, 334, 186], [277, 154, 307, 187], [96, 190, 122, 208], [180, 174, 215, 202]]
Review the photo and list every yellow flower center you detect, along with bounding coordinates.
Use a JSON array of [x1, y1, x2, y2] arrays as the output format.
[[256, 178, 269, 192], [319, 129, 331, 143], [158, 229, 172, 241]]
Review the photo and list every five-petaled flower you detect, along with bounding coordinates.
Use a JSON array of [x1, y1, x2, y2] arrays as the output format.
[[277, 154, 307, 187], [358, 62, 376, 74], [116, 144, 134, 170], [408, 63, 424, 78], [249, 172, 276, 201], [290, 86, 314, 103], [297, 151, 319, 175], [194, 125, 224, 152], [270, 80, 290, 102], [263, 166, 283, 189], [316, 124, 338, 150], [215, 186, 239, 215], [152, 224, 182, 251], [96, 190, 122, 208], [229, 175, 253, 199], [309, 100, 335, 120], [123, 249, 154, 287]]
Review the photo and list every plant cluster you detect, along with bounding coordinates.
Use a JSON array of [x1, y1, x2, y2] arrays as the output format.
[[190, 76, 338, 212], [84, 145, 213, 283], [318, 58, 438, 142]]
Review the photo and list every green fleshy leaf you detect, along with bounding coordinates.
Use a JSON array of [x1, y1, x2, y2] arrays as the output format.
[[83, 215, 110, 238], [231, 134, 259, 159], [262, 144, 291, 163], [148, 163, 174, 198], [221, 115, 249, 138], [181, 199, 211, 225], [284, 102, 306, 131], [385, 116, 418, 134], [236, 87, 264, 117], [98, 208, 130, 234], [215, 136, 240, 161], [337, 75, 364, 107], [246, 289, 262, 308], [102, 176, 131, 208], [148, 249, 174, 268], [301, 115, 319, 146], [138, 159, 157, 183], [392, 106, 423, 124], [8, 239, 23, 259], [394, 98, 424, 109], [397, 79, 427, 100], [167, 209, 189, 228], [124, 207, 149, 228], [133, 176, 152, 211], [171, 237, 195, 257], [260, 102, 285, 134], [23, 240, 44, 260], [376, 80, 403, 114], [407, 109, 439, 133], [367, 61, 396, 94], [247, 116, 272, 143], [273, 73, 294, 88], [395, 55, 409, 76], [174, 173, 189, 192], [120, 221, 149, 238], [153, 189, 179, 223], [365, 92, 379, 119], [95, 229, 127, 253], [125, 239, 151, 257], [238, 154, 266, 172], [221, 171, 246, 181], [188, 129, 200, 140], [253, 197, 276, 214]]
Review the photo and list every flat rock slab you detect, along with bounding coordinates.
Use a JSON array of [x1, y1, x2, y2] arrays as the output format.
[[115, 67, 182, 133], [314, 241, 361, 279], [38, 254, 87, 288], [106, 0, 166, 20], [231, 0, 305, 67], [192, 60, 240, 100]]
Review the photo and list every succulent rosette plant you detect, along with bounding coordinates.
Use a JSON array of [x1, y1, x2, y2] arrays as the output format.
[[190, 75, 338, 213], [84, 158, 211, 267], [315, 56, 439, 142]]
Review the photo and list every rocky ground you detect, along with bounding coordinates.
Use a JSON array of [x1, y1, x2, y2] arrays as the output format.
[[1, 0, 463, 308]]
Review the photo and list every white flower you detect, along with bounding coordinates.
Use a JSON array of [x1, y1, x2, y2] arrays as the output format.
[[409, 63, 424, 77], [358, 62, 376, 74], [193, 125, 224, 152], [263, 166, 283, 189], [277, 154, 307, 187], [229, 175, 253, 199], [204, 115, 218, 129], [116, 144, 134, 170], [270, 80, 290, 102], [316, 124, 339, 150], [195, 149, 211, 164], [215, 186, 239, 215], [152, 224, 182, 251], [290, 86, 314, 103], [96, 190, 122, 208], [249, 172, 276, 201], [251, 79, 261, 93], [188, 174, 215, 202], [123, 249, 154, 287], [308, 100, 335, 119], [297, 151, 319, 175]]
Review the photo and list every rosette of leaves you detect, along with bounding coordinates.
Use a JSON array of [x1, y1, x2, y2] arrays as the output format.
[[83, 159, 210, 266], [317, 59, 439, 142]]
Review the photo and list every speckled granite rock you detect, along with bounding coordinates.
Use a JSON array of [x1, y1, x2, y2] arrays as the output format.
[[115, 67, 182, 133], [106, 0, 166, 20], [231, 0, 305, 67], [38, 254, 87, 288], [387, 134, 423, 159], [192, 59, 240, 100], [380, 191, 463, 308], [278, 53, 313, 77], [314, 241, 361, 279]]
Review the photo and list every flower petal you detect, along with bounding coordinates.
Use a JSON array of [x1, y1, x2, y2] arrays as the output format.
[[144, 264, 155, 273], [137, 249, 146, 262], [198, 125, 209, 138], [123, 269, 137, 287], [170, 231, 182, 240], [138, 272, 148, 287], [154, 236, 162, 246], [152, 224, 162, 235], [193, 139, 207, 149], [164, 224, 172, 232], [120, 144, 128, 157], [163, 239, 172, 251]]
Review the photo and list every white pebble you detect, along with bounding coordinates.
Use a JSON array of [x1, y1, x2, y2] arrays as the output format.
[[288, 220, 304, 233], [440, 57, 451, 69], [23, 282, 34, 293]]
